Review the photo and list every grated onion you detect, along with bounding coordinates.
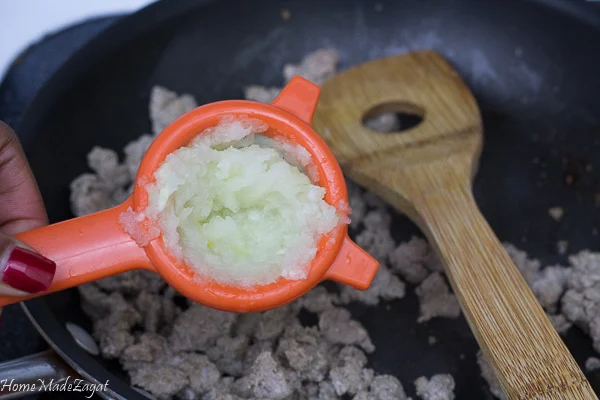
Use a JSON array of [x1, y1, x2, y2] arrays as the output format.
[[136, 115, 344, 287]]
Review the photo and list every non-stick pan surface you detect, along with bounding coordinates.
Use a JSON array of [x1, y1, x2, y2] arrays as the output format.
[[13, 0, 600, 398]]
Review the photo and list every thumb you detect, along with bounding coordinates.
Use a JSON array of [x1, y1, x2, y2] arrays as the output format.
[[0, 233, 55, 296]]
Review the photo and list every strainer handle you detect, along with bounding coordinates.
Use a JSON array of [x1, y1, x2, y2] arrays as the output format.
[[0, 199, 153, 308]]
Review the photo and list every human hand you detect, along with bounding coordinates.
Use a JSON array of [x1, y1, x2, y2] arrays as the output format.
[[0, 122, 56, 301]]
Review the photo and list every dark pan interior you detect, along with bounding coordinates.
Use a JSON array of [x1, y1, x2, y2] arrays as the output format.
[[17, 0, 600, 398]]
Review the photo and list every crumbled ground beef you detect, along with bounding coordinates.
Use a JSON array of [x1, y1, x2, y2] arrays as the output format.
[[414, 374, 455, 400], [415, 273, 461, 323], [73, 48, 592, 400]]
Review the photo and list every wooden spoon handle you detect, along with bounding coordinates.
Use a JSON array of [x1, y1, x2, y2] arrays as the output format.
[[314, 51, 596, 399], [414, 167, 596, 399]]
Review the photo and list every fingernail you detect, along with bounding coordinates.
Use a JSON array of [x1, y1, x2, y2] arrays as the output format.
[[2, 247, 56, 293]]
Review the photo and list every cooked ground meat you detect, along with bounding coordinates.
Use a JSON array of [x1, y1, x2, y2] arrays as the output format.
[[72, 48, 587, 400]]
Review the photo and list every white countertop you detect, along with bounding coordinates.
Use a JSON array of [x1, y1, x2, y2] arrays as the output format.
[[0, 0, 156, 81]]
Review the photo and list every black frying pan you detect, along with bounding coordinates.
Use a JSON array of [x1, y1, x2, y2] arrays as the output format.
[[3, 0, 600, 398]]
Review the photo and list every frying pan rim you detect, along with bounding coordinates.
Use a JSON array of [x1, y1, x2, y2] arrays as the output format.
[[13, 0, 600, 399], [532, 0, 600, 28], [19, 303, 129, 400]]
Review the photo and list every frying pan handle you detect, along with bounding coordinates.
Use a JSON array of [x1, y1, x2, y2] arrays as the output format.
[[270, 76, 320, 124], [0, 350, 75, 398], [0, 200, 153, 307]]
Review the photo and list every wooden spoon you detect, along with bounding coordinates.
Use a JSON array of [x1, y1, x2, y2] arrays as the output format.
[[313, 51, 596, 400]]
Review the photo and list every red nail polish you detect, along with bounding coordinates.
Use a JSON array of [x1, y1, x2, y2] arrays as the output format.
[[2, 247, 56, 293]]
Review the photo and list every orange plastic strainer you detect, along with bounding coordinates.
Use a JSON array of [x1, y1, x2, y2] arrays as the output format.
[[0, 76, 379, 312]]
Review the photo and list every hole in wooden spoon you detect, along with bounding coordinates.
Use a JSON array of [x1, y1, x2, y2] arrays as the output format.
[[362, 102, 424, 133]]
